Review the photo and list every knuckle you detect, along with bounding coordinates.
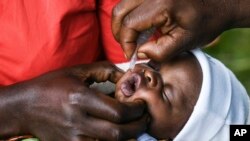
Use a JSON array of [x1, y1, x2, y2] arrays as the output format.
[[68, 92, 83, 105], [123, 15, 134, 28], [111, 127, 124, 141], [111, 105, 127, 123], [111, 111, 123, 123], [112, 5, 123, 18], [62, 106, 88, 135]]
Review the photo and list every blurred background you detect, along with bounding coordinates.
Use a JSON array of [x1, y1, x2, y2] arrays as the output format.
[[204, 28, 250, 95]]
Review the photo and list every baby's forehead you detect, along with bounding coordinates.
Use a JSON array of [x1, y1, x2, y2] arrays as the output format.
[[160, 52, 202, 102], [157, 52, 202, 91], [159, 52, 198, 72]]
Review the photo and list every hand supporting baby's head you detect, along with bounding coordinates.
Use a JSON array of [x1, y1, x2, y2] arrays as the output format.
[[115, 52, 202, 140]]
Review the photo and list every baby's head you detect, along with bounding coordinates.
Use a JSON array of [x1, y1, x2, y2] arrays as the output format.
[[115, 52, 202, 139]]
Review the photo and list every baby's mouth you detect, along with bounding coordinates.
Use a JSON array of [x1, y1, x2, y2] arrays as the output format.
[[121, 73, 142, 97]]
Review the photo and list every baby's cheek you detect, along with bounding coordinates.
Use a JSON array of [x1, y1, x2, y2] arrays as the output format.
[[115, 90, 133, 102], [148, 104, 171, 139], [135, 88, 161, 103], [115, 87, 160, 103]]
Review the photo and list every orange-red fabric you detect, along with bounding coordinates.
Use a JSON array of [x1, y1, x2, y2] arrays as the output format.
[[0, 0, 101, 86], [98, 0, 127, 63]]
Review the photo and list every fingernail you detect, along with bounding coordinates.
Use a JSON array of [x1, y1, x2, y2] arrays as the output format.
[[138, 53, 148, 59]]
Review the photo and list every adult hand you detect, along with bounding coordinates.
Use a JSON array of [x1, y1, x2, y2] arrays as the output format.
[[0, 62, 147, 141], [112, 0, 237, 61]]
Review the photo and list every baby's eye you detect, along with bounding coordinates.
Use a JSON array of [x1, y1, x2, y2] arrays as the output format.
[[162, 91, 168, 101], [162, 85, 172, 101]]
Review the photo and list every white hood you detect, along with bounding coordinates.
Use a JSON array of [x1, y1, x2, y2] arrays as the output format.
[[174, 49, 250, 141]]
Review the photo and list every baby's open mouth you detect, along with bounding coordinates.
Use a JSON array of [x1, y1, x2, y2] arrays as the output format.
[[121, 73, 142, 97]]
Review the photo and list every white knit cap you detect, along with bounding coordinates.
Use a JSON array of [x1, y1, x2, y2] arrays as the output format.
[[174, 49, 250, 141]]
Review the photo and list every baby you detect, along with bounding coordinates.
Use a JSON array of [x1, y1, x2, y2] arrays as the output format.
[[8, 49, 250, 141], [114, 49, 250, 141]]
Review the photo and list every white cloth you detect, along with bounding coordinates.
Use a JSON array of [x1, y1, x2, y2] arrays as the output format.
[[174, 49, 250, 141], [116, 60, 149, 71], [137, 133, 157, 141]]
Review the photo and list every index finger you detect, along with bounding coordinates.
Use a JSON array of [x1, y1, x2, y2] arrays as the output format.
[[138, 27, 195, 61], [118, 1, 170, 59], [112, 0, 144, 41], [87, 62, 124, 83], [72, 87, 146, 123], [78, 114, 148, 141], [71, 61, 124, 84]]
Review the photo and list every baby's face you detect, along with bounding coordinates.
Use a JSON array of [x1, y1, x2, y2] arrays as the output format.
[[115, 53, 202, 139]]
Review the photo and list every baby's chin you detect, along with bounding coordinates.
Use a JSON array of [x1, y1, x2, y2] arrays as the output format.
[[115, 88, 136, 103], [115, 96, 164, 139], [115, 89, 164, 138]]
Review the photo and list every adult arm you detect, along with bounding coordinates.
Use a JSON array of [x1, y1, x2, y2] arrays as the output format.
[[0, 62, 147, 141], [112, 0, 250, 61]]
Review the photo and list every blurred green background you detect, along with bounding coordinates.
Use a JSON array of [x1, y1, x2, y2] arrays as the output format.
[[204, 28, 250, 94]]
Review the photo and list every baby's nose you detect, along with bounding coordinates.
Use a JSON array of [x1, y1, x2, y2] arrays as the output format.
[[144, 69, 158, 87]]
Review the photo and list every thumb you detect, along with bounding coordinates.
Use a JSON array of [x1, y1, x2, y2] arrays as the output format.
[[138, 30, 192, 61], [88, 62, 125, 83], [71, 61, 125, 84]]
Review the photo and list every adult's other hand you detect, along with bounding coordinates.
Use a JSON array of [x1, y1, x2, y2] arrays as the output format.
[[0, 62, 147, 141], [112, 0, 239, 61]]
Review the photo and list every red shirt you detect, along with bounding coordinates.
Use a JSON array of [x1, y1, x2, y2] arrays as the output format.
[[99, 0, 126, 63], [0, 0, 125, 86]]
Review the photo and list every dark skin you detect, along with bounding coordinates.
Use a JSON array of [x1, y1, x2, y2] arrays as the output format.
[[115, 52, 202, 140], [112, 0, 250, 61], [0, 62, 147, 141]]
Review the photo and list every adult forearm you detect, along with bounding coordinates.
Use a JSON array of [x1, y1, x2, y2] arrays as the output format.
[[0, 84, 29, 138]]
